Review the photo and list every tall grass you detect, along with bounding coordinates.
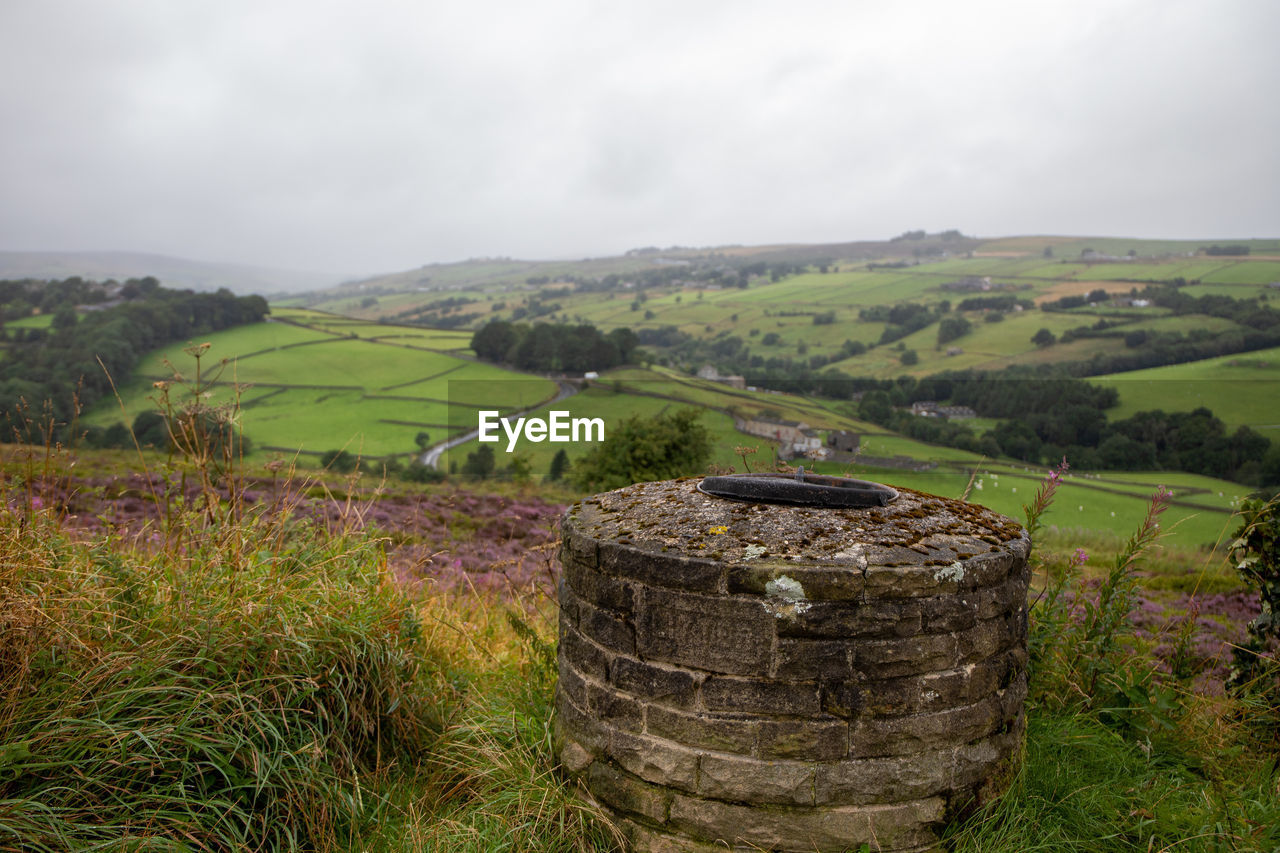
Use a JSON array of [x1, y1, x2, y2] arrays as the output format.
[[0, 372, 445, 852]]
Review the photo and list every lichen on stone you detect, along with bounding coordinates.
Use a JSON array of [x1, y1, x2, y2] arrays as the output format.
[[763, 574, 811, 618]]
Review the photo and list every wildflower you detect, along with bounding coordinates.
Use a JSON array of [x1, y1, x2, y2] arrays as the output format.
[[31, 496, 44, 510], [709, 525, 728, 535], [1072, 548, 1088, 566]]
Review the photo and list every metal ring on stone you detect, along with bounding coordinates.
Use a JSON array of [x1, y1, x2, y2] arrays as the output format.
[[697, 472, 899, 508]]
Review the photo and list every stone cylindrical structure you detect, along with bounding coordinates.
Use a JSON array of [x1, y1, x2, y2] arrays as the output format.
[[556, 477, 1030, 853]]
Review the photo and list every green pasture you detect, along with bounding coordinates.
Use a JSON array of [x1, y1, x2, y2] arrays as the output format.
[[83, 317, 555, 459], [1180, 283, 1275, 300], [1091, 346, 1280, 436], [805, 459, 1236, 547], [1201, 259, 1280, 284]]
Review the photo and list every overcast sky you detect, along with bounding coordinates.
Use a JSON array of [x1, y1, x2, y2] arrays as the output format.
[[2, 0, 1277, 276]]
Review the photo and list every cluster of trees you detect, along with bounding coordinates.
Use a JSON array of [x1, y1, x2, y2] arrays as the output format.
[[569, 409, 711, 491], [0, 278, 268, 428], [858, 302, 947, 345], [848, 368, 1274, 485], [470, 320, 639, 373]]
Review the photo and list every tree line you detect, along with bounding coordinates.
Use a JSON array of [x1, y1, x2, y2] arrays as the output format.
[[470, 320, 639, 373], [0, 277, 268, 429]]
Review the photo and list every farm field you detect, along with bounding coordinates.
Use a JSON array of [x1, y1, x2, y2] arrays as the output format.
[[82, 309, 556, 459], [436, 364, 1243, 547], [1091, 346, 1280, 439]]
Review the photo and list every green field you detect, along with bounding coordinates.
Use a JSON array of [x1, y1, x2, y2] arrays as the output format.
[[83, 309, 555, 458], [1092, 347, 1280, 439]]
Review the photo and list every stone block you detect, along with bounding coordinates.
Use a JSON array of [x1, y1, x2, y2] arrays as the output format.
[[555, 689, 608, 756], [636, 588, 773, 675], [955, 616, 1014, 665], [562, 550, 634, 614], [697, 753, 815, 806], [776, 600, 922, 640], [828, 667, 974, 718], [701, 674, 821, 716], [771, 638, 852, 681], [559, 515, 600, 567], [814, 750, 953, 805], [667, 793, 945, 852], [758, 717, 848, 761], [586, 680, 646, 733], [608, 729, 700, 791], [573, 591, 637, 655], [918, 594, 978, 633], [600, 541, 724, 593], [853, 633, 958, 680], [610, 654, 700, 707], [850, 698, 1002, 759], [558, 616, 611, 680], [865, 564, 960, 599], [727, 562, 865, 601], [645, 705, 758, 755], [957, 550, 1014, 590], [587, 759, 673, 825]]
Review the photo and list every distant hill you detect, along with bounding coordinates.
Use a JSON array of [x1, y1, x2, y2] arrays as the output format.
[[0, 250, 342, 295]]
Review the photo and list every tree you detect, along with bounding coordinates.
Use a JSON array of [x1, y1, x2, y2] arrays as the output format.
[[320, 449, 359, 473], [858, 390, 892, 424], [899, 349, 919, 366], [414, 431, 432, 451], [548, 448, 570, 482], [1032, 328, 1056, 348], [462, 444, 496, 479], [570, 409, 711, 492], [937, 316, 972, 346]]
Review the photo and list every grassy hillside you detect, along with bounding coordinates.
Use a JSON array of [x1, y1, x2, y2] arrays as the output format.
[[82, 308, 556, 459], [282, 236, 1280, 392], [1091, 346, 1280, 440], [437, 365, 1244, 547]]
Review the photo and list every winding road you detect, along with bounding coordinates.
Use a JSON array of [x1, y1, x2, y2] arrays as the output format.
[[420, 380, 580, 469]]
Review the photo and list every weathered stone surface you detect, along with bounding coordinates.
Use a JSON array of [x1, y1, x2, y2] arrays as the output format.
[[825, 666, 975, 718], [697, 753, 816, 806], [814, 750, 953, 805], [562, 548, 634, 614], [850, 698, 1002, 759], [667, 793, 945, 852], [586, 680, 646, 733], [621, 820, 736, 853], [758, 717, 848, 761], [727, 561, 866, 600], [772, 638, 853, 681], [557, 477, 1028, 852], [853, 633, 959, 679], [701, 674, 821, 716], [635, 587, 773, 675], [955, 616, 1015, 664], [566, 585, 637, 655], [556, 689, 608, 754], [559, 616, 610, 680], [608, 729, 701, 791], [559, 514, 600, 567], [610, 654, 700, 707], [776, 599, 923, 640], [645, 705, 759, 755], [587, 760, 673, 825], [599, 540, 724, 593], [865, 564, 961, 599]]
